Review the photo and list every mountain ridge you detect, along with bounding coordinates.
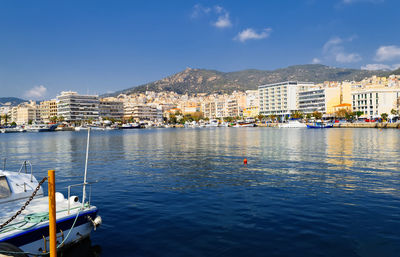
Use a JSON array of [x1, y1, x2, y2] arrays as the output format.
[[104, 64, 388, 96], [0, 97, 27, 106]]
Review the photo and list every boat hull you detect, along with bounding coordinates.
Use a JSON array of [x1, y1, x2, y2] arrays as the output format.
[[306, 124, 333, 128], [0, 208, 98, 255]]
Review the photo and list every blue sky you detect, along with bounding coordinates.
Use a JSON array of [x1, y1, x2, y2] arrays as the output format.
[[1, 0, 400, 99]]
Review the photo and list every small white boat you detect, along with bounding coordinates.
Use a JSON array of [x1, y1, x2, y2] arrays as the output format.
[[0, 132, 101, 255], [205, 119, 219, 127], [0, 127, 26, 133], [233, 122, 255, 127], [278, 120, 307, 128]]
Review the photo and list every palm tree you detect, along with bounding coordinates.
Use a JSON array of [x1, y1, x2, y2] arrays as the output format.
[[291, 110, 303, 119], [381, 113, 388, 122], [2, 114, 10, 126], [312, 111, 322, 120]]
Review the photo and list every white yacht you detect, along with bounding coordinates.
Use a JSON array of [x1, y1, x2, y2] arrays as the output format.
[[278, 120, 307, 128]]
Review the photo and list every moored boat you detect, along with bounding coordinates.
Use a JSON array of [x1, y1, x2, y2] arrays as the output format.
[[307, 121, 334, 128], [279, 120, 307, 128], [0, 130, 101, 256]]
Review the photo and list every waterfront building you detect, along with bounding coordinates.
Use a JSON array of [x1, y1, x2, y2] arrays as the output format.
[[123, 103, 163, 121], [180, 102, 201, 114], [57, 91, 100, 122], [332, 103, 352, 113], [10, 101, 39, 125], [39, 99, 58, 123], [201, 99, 225, 119], [99, 99, 124, 120], [258, 81, 314, 118], [351, 88, 400, 118], [243, 106, 259, 118], [245, 90, 259, 108], [298, 86, 344, 115], [226, 98, 241, 117]]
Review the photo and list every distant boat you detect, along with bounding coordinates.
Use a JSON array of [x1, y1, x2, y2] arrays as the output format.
[[307, 121, 334, 128], [279, 120, 306, 128], [205, 119, 219, 127], [26, 124, 57, 132], [0, 126, 26, 133], [233, 122, 255, 127], [120, 123, 141, 129]]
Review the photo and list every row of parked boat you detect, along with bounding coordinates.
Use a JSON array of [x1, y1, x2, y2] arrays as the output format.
[[0, 124, 58, 133]]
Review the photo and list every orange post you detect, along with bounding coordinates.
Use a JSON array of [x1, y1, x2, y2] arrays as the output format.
[[48, 170, 57, 257]]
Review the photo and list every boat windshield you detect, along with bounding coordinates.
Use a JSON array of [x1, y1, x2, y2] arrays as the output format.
[[0, 176, 11, 198]]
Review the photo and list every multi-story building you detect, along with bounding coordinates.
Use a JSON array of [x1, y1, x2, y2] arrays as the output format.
[[99, 99, 124, 120], [123, 103, 163, 121], [10, 101, 39, 125], [298, 86, 343, 115], [180, 102, 201, 114], [351, 88, 400, 118], [202, 99, 226, 119], [245, 90, 259, 108], [40, 99, 58, 123], [258, 81, 314, 118], [243, 106, 259, 118], [57, 91, 99, 122]]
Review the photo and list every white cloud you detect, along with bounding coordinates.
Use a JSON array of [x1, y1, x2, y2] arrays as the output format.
[[361, 63, 400, 71], [322, 36, 361, 63], [374, 45, 400, 62], [335, 52, 362, 63], [361, 63, 391, 71], [235, 28, 272, 42], [192, 4, 232, 29], [312, 58, 321, 64], [191, 4, 211, 18], [24, 85, 47, 100], [393, 64, 400, 70], [342, 0, 384, 4], [213, 13, 231, 28]]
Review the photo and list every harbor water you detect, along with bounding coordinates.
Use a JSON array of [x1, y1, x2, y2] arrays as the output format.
[[1, 128, 400, 256]]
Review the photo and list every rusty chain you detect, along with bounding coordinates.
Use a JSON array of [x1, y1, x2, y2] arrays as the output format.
[[0, 176, 47, 230]]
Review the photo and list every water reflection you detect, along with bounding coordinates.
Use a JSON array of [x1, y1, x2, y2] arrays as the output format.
[[1, 128, 400, 256]]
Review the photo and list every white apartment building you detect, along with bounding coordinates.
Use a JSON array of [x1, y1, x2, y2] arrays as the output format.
[[99, 99, 124, 120], [57, 91, 99, 122], [352, 88, 400, 118], [298, 88, 326, 114], [123, 103, 163, 121], [259, 81, 314, 118]]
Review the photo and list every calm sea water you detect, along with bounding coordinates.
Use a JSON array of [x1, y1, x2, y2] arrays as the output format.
[[1, 128, 400, 257]]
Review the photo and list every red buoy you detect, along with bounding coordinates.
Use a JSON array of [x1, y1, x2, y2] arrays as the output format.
[[243, 158, 248, 165]]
